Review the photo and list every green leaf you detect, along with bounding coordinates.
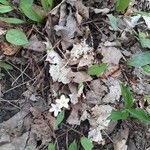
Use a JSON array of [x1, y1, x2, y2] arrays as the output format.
[[56, 111, 65, 126], [6, 29, 28, 45], [0, 0, 10, 5], [144, 95, 150, 104], [48, 143, 55, 150], [136, 11, 150, 17], [41, 0, 49, 11], [41, 0, 53, 11], [0, 61, 13, 70], [87, 63, 107, 76], [142, 65, 150, 73], [0, 5, 13, 13], [80, 136, 93, 150], [69, 140, 77, 150], [121, 83, 133, 109], [127, 108, 150, 123], [115, 0, 130, 12], [107, 14, 118, 31], [127, 51, 150, 67], [19, 0, 43, 22], [109, 110, 129, 121], [138, 32, 150, 48], [0, 17, 24, 24]]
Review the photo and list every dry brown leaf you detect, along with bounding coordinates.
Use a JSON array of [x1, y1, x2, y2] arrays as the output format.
[[23, 35, 46, 52], [101, 46, 123, 65], [88, 105, 113, 143], [69, 71, 92, 83], [1, 42, 20, 56], [86, 79, 107, 104], [68, 40, 94, 67], [113, 128, 129, 150]]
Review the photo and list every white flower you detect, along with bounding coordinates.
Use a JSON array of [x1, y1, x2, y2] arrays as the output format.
[[56, 95, 70, 109], [49, 103, 61, 117]]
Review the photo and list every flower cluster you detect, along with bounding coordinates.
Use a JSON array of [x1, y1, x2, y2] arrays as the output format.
[[49, 95, 70, 116]]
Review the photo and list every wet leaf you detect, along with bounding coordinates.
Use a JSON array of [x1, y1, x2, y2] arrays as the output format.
[[127, 108, 150, 123], [121, 83, 133, 109], [0, 0, 10, 5], [69, 140, 78, 150], [107, 14, 118, 31], [0, 61, 13, 70], [19, 0, 43, 22], [115, 0, 130, 12], [109, 110, 129, 121], [142, 65, 150, 73], [87, 63, 107, 76], [127, 51, 150, 67], [48, 143, 55, 150], [6, 29, 28, 45], [0, 17, 24, 24], [80, 136, 93, 150], [56, 111, 64, 126], [0, 5, 13, 13]]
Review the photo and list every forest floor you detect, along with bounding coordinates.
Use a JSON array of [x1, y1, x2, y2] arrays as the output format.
[[0, 0, 150, 150]]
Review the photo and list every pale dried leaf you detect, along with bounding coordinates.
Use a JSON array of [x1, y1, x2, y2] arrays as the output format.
[[101, 46, 123, 65], [88, 105, 113, 143], [23, 35, 46, 52]]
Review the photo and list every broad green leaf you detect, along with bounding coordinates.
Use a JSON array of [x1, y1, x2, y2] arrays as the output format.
[[69, 140, 77, 150], [139, 38, 150, 48], [56, 111, 65, 126], [121, 83, 133, 109], [115, 0, 130, 12], [127, 108, 150, 123], [0, 61, 13, 70], [136, 11, 150, 17], [107, 14, 118, 31], [127, 51, 150, 67], [142, 65, 150, 73], [109, 110, 129, 121], [41, 0, 53, 11], [80, 136, 93, 150], [19, 0, 43, 22], [48, 143, 55, 150], [87, 63, 107, 76], [0, 17, 24, 24], [6, 29, 28, 45], [144, 95, 150, 104], [0, 0, 9, 5], [0, 5, 13, 13]]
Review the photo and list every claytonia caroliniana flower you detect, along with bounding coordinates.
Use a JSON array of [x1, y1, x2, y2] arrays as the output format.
[[49, 103, 61, 117], [56, 95, 70, 109], [49, 94, 70, 116]]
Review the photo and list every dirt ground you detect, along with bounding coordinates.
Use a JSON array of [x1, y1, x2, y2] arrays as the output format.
[[1, 0, 150, 150]]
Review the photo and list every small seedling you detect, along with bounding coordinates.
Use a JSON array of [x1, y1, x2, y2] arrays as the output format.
[[109, 83, 150, 123]]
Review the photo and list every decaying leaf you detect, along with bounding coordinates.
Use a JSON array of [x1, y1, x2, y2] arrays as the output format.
[[86, 79, 108, 104], [23, 35, 46, 52], [88, 105, 113, 143], [68, 40, 94, 67], [113, 128, 129, 150], [1, 42, 21, 55], [102, 77, 121, 103], [46, 49, 72, 84], [100, 46, 123, 66]]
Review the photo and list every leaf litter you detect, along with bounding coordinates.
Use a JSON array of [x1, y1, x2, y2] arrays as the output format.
[[1, 0, 150, 149]]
